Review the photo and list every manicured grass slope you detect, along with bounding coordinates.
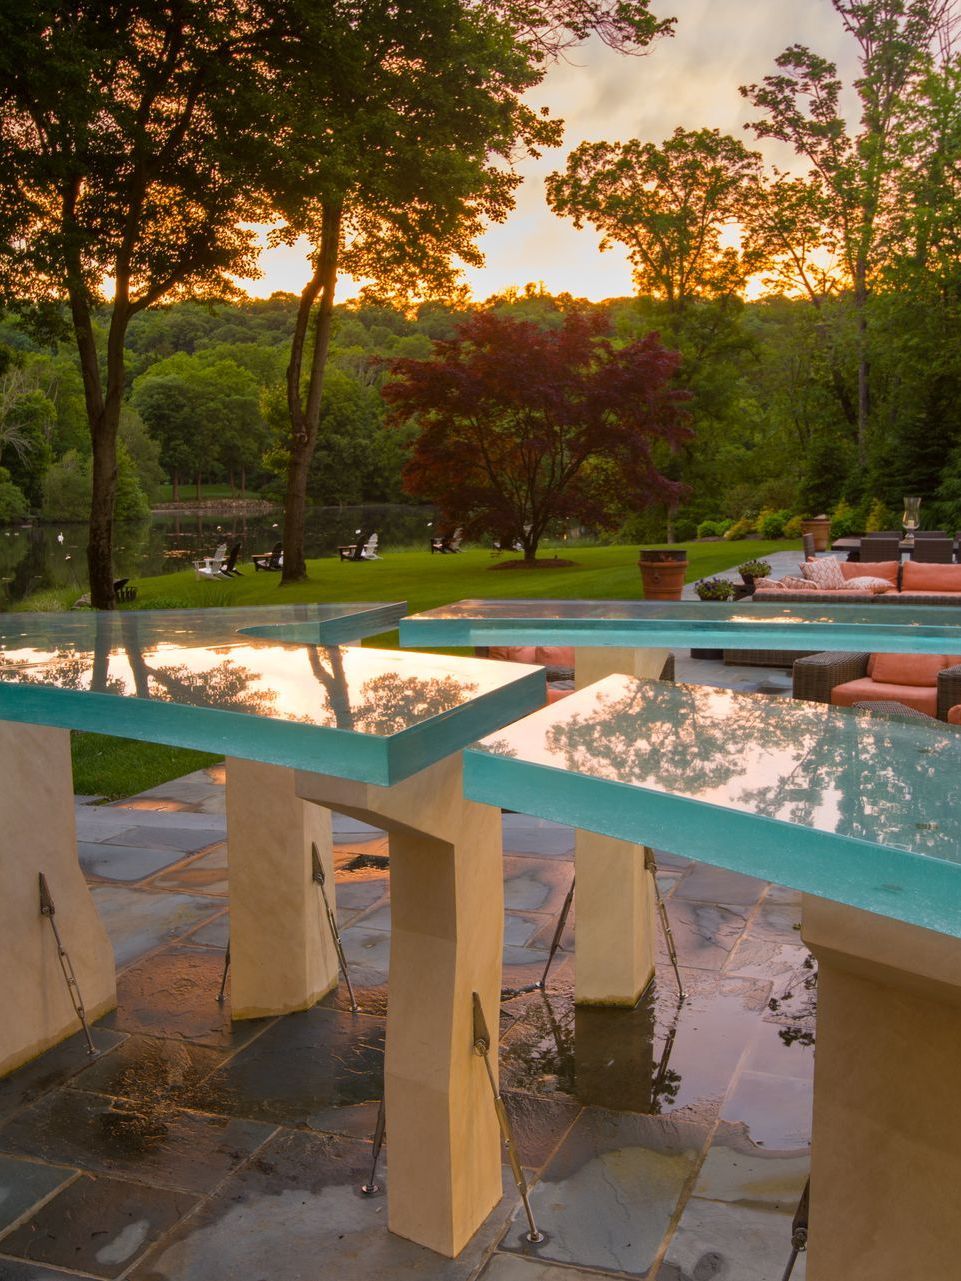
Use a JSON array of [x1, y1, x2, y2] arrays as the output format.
[[71, 733, 221, 803], [132, 540, 793, 620]]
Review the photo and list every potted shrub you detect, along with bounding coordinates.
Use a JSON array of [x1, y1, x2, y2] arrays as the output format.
[[738, 559, 772, 592], [638, 547, 687, 600], [694, 577, 736, 601]]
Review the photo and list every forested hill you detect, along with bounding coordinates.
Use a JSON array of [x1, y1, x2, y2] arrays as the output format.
[[1, 284, 959, 541]]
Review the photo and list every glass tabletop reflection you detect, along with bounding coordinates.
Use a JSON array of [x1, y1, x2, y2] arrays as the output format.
[[399, 597, 961, 654], [0, 605, 545, 784], [465, 675, 961, 938]]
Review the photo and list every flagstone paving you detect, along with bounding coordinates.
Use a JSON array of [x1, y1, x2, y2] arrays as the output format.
[[0, 643, 812, 1281]]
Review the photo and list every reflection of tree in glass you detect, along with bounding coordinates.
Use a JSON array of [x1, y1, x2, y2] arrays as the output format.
[[305, 646, 477, 733], [542, 681, 961, 856], [2, 648, 126, 696], [544, 682, 803, 795], [144, 660, 279, 715], [353, 671, 476, 735]]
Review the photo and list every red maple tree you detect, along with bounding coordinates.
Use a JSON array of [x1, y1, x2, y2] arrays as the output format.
[[383, 310, 691, 562]]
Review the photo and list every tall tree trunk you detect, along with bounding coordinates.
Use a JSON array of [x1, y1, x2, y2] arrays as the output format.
[[855, 269, 870, 463], [196, 471, 202, 500], [172, 470, 179, 502], [282, 203, 343, 584]]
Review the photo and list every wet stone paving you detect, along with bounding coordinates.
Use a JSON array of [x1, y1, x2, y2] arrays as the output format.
[[1, 658, 813, 1281]]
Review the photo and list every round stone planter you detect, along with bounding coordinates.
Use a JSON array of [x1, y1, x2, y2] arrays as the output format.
[[639, 548, 687, 601]]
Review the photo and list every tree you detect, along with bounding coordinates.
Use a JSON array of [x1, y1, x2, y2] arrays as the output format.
[[546, 128, 762, 309], [740, 0, 953, 459], [265, 0, 673, 584], [0, 1, 268, 605], [383, 310, 691, 562]]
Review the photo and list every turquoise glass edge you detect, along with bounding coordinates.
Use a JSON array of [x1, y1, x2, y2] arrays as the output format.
[[400, 614, 961, 654], [463, 749, 961, 940], [384, 667, 546, 783], [239, 602, 406, 645], [0, 683, 391, 783]]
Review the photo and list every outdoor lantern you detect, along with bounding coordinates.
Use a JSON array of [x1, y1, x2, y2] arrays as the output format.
[[902, 496, 922, 543]]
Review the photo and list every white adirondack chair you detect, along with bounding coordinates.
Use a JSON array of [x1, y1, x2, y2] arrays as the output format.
[[193, 543, 228, 580], [359, 533, 380, 560]]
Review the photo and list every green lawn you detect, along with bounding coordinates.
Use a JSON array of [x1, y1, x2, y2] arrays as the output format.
[[129, 539, 793, 620], [44, 538, 796, 800], [156, 481, 266, 502], [71, 732, 221, 802]]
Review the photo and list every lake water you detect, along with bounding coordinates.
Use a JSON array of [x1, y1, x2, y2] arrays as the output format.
[[0, 504, 438, 607]]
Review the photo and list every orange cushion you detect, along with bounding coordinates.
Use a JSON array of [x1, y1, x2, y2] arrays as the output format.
[[868, 653, 948, 686], [901, 561, 961, 592], [840, 560, 899, 587], [831, 678, 939, 716], [546, 685, 573, 703], [949, 705, 961, 725], [534, 646, 575, 668], [488, 646, 537, 664]]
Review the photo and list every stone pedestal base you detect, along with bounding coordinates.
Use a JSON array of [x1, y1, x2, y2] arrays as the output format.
[[225, 758, 339, 1018], [296, 753, 503, 1258], [803, 895, 961, 1280], [0, 724, 115, 1076], [572, 647, 671, 1006]]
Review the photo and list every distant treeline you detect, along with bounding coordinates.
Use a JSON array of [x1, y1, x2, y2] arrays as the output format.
[[1, 282, 959, 540]]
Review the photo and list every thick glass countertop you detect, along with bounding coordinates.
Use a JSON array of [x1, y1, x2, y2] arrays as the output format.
[[465, 676, 961, 938], [0, 601, 407, 652], [400, 598, 961, 654], [0, 606, 545, 784]]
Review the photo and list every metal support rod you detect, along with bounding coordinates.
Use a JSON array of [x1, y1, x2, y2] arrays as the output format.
[[645, 851, 685, 1000], [38, 873, 98, 1057], [780, 1179, 810, 1281], [472, 991, 544, 1244], [312, 843, 359, 1013], [360, 1095, 386, 1195], [537, 874, 575, 990], [501, 873, 575, 1000], [216, 939, 231, 1005]]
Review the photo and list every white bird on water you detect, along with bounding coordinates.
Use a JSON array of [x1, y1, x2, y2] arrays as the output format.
[[56, 532, 64, 544]]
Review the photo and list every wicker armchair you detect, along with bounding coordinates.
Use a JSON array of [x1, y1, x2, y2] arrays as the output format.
[[793, 652, 961, 721]]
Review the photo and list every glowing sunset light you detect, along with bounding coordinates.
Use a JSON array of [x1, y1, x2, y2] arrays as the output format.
[[237, 0, 855, 303]]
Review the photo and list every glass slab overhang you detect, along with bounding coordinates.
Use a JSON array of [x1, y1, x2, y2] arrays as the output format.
[[2, 601, 407, 652], [400, 598, 961, 655], [0, 606, 545, 785], [465, 676, 961, 938]]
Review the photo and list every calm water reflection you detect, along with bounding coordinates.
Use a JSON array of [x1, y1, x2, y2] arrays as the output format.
[[0, 504, 435, 606]]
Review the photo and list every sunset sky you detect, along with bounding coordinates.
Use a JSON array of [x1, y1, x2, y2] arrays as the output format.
[[240, 0, 859, 303]]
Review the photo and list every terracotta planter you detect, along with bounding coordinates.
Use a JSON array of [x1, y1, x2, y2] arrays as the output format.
[[801, 517, 831, 553], [639, 548, 687, 601]]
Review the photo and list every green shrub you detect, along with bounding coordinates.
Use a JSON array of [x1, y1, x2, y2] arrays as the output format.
[[830, 498, 860, 538], [723, 516, 755, 540], [756, 508, 790, 539], [0, 467, 29, 522], [696, 518, 732, 539], [864, 498, 896, 533], [673, 518, 697, 542], [782, 514, 804, 539]]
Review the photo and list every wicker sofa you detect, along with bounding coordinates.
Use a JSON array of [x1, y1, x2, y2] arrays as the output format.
[[793, 651, 961, 720]]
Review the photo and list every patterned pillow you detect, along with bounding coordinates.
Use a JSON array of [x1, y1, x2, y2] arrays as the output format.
[[801, 556, 846, 589], [843, 576, 893, 595], [780, 575, 816, 590]]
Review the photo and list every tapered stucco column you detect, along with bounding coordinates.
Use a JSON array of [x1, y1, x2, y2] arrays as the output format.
[[296, 753, 503, 1258], [802, 895, 961, 1280], [225, 757, 339, 1019], [0, 723, 115, 1076], [572, 646, 672, 1005]]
